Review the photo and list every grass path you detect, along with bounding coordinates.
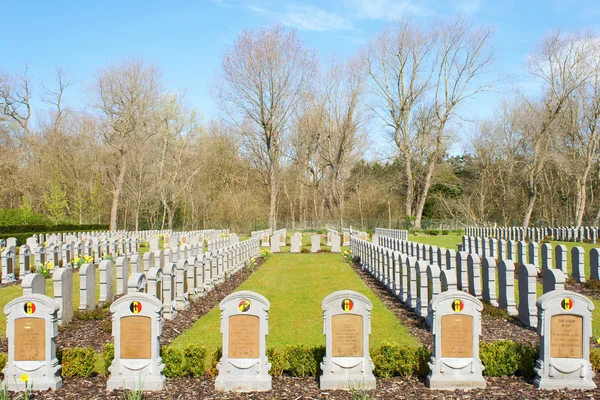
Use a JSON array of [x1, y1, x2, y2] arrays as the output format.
[[172, 253, 418, 354]]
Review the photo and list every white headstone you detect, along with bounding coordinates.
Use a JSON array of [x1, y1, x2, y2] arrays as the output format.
[[319, 290, 376, 390], [106, 293, 165, 391], [215, 291, 271, 392]]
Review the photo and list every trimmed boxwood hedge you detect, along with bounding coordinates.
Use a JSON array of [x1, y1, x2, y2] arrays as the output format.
[[0, 224, 109, 245]]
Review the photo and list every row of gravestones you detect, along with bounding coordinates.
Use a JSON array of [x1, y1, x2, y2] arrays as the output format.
[[21, 237, 261, 327], [267, 230, 287, 252], [0, 239, 133, 285], [251, 229, 272, 240], [350, 236, 596, 390], [460, 236, 600, 282], [6, 286, 595, 393], [353, 236, 582, 331], [466, 226, 598, 244], [373, 228, 408, 241], [326, 229, 351, 247], [1, 228, 232, 284], [2, 288, 378, 392]]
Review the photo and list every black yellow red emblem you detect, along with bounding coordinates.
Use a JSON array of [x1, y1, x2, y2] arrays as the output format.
[[130, 301, 142, 314], [238, 299, 251, 312], [24, 302, 36, 314], [561, 298, 574, 311], [452, 299, 464, 312], [341, 299, 354, 312]]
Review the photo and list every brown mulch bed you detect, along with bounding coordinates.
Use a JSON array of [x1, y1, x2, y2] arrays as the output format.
[[565, 278, 600, 301], [0, 280, 21, 289], [28, 375, 600, 399], [350, 262, 540, 346]]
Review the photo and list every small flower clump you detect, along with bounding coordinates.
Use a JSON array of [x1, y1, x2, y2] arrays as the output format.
[[342, 249, 353, 263], [260, 248, 272, 260], [36, 261, 54, 278], [72, 255, 94, 269]]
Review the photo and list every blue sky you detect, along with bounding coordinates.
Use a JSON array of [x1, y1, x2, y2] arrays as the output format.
[[2, 0, 599, 152]]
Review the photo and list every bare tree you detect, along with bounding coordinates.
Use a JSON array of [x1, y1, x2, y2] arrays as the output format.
[[520, 30, 594, 227], [91, 57, 163, 230], [365, 15, 495, 228], [212, 24, 317, 229]]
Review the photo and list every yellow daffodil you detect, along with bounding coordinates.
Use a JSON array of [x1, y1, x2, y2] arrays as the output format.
[[19, 373, 29, 383]]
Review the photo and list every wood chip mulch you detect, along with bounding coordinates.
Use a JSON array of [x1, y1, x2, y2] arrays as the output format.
[[565, 278, 600, 301], [27, 375, 600, 399], [349, 261, 540, 346]]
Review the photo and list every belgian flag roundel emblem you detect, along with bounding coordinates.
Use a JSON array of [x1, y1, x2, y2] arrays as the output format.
[[452, 299, 464, 312], [130, 301, 142, 314], [24, 302, 36, 314], [238, 299, 251, 312], [341, 299, 354, 312], [561, 298, 574, 311]]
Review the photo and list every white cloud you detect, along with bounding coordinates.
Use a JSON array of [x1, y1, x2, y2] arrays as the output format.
[[454, 0, 482, 15], [345, 0, 431, 20], [281, 5, 353, 31]]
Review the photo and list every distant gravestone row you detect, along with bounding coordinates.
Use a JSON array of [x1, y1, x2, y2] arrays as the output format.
[[465, 226, 598, 244]]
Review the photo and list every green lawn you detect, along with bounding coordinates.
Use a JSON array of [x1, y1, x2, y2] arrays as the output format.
[[172, 253, 418, 355]]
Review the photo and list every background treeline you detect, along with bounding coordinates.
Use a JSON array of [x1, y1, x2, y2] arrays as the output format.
[[1, 17, 599, 232]]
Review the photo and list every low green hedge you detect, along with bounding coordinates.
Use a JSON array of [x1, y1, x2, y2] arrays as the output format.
[[21, 339, 585, 380], [60, 347, 96, 378], [0, 224, 109, 246], [0, 224, 108, 235]]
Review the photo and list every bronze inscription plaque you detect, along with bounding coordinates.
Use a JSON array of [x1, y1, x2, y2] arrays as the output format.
[[121, 316, 152, 359], [228, 315, 260, 358], [15, 318, 45, 361], [441, 315, 473, 358], [332, 314, 363, 357], [551, 315, 583, 358]]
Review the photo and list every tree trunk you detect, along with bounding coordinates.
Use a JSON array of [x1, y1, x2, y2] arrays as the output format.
[[413, 159, 437, 229], [109, 151, 127, 231], [522, 189, 536, 228], [404, 157, 413, 220], [268, 165, 278, 230], [594, 203, 600, 226]]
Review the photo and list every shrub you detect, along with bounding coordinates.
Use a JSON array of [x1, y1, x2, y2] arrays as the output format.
[[424, 229, 440, 236], [300, 247, 310, 253], [102, 343, 114, 374], [372, 342, 415, 378], [585, 279, 600, 291], [73, 307, 108, 321], [480, 340, 520, 377], [0, 353, 7, 372], [285, 345, 319, 377], [482, 304, 510, 320], [516, 342, 538, 377], [183, 344, 207, 377], [267, 347, 286, 376], [414, 346, 432, 379], [61, 347, 96, 378], [161, 346, 188, 378], [207, 347, 222, 377], [590, 348, 600, 372]]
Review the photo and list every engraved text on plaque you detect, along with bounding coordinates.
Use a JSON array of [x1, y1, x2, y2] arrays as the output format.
[[332, 314, 363, 357], [228, 315, 260, 358], [15, 318, 45, 361], [550, 315, 583, 358], [121, 316, 152, 359], [441, 315, 473, 358]]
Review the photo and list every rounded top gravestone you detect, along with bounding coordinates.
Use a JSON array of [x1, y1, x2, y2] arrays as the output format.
[[216, 290, 271, 392]]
